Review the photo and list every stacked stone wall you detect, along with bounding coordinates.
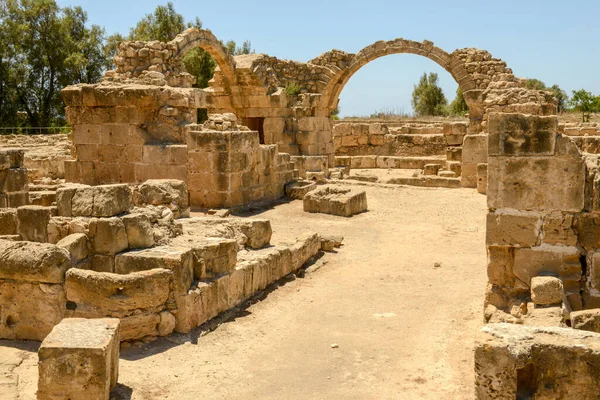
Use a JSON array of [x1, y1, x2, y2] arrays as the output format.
[[187, 127, 296, 208]]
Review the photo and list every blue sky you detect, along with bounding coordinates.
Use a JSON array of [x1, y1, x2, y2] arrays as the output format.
[[58, 0, 600, 117]]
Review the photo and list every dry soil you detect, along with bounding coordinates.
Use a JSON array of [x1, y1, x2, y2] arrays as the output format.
[[3, 183, 488, 400]]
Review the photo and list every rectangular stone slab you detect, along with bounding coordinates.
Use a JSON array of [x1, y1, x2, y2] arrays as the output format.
[[115, 246, 193, 294], [38, 318, 120, 400]]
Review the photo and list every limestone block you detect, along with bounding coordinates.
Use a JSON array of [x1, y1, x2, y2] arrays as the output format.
[[29, 191, 56, 207], [0, 148, 24, 169], [588, 253, 600, 291], [0, 168, 29, 192], [443, 122, 467, 145], [55, 183, 86, 217], [0, 209, 17, 235], [577, 213, 600, 251], [513, 247, 581, 295], [228, 219, 272, 249], [320, 235, 344, 252], [522, 305, 565, 327], [477, 163, 487, 194], [486, 211, 540, 246], [158, 311, 176, 336], [115, 246, 193, 294], [542, 213, 576, 246], [290, 232, 321, 271], [350, 156, 377, 169], [486, 246, 516, 288], [135, 179, 188, 209], [188, 237, 238, 278], [446, 147, 462, 162], [303, 186, 368, 217], [91, 254, 115, 273], [121, 213, 154, 249], [173, 281, 216, 333], [119, 313, 159, 341], [285, 180, 317, 200], [487, 155, 585, 212], [423, 164, 441, 176], [571, 309, 600, 333], [16, 205, 52, 242], [488, 113, 557, 156], [228, 266, 246, 308], [70, 184, 132, 217], [65, 268, 172, 319], [38, 318, 120, 400], [57, 233, 89, 262], [530, 276, 563, 305], [475, 323, 600, 400], [0, 281, 65, 340], [462, 134, 488, 164], [89, 217, 128, 255], [0, 240, 71, 284], [447, 161, 462, 177]]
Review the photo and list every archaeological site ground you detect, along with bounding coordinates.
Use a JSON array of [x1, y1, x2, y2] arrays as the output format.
[[3, 27, 600, 399]]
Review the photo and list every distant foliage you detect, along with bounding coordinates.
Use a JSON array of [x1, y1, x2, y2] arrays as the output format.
[[224, 40, 254, 56], [570, 89, 600, 122], [411, 72, 448, 116], [369, 107, 411, 119], [448, 87, 468, 116]]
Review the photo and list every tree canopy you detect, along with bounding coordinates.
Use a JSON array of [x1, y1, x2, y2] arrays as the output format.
[[448, 87, 468, 116], [0, 0, 108, 127], [524, 78, 569, 113], [570, 89, 600, 122], [411, 72, 447, 117]]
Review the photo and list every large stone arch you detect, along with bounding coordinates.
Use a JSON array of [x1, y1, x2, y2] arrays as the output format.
[[320, 39, 482, 128], [168, 28, 238, 88]]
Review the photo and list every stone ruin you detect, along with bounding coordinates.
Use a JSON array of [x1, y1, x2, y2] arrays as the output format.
[[2, 27, 600, 398]]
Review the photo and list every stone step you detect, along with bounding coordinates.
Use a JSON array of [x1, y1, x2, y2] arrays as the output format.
[[336, 155, 447, 170]]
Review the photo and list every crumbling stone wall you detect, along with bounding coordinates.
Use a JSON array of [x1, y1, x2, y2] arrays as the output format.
[[484, 112, 595, 319], [0, 180, 323, 342], [186, 114, 297, 208]]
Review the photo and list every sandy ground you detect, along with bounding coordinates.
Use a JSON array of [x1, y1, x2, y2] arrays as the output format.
[[2, 183, 488, 400]]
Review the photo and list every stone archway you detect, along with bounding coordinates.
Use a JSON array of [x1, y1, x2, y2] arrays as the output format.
[[168, 28, 238, 89], [319, 39, 482, 131]]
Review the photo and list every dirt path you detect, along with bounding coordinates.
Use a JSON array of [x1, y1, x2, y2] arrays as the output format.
[[7, 184, 488, 399]]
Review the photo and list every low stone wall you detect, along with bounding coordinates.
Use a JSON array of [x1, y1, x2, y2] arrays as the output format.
[[332, 122, 450, 157]]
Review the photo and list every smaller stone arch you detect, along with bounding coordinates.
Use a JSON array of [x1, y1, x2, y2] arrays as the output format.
[[168, 28, 238, 88]]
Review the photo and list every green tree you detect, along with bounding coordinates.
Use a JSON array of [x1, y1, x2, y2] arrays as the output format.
[[549, 84, 568, 113], [448, 87, 468, 116], [570, 89, 600, 122], [0, 0, 107, 127], [411, 72, 447, 116], [524, 78, 547, 90]]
